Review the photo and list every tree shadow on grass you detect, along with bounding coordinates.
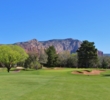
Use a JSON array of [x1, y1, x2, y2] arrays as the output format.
[[10, 69, 20, 71], [10, 68, 37, 71], [102, 74, 110, 77], [23, 69, 35, 71]]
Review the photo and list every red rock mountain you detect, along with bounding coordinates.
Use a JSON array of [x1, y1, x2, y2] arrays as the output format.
[[14, 38, 103, 56], [40, 38, 82, 53], [14, 39, 44, 53]]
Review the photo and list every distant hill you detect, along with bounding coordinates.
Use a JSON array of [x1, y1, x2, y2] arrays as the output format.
[[103, 54, 110, 56], [14, 38, 103, 56]]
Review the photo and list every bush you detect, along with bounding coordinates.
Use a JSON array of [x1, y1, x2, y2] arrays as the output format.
[[30, 61, 42, 69]]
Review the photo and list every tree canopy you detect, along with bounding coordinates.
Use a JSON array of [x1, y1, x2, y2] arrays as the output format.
[[0, 45, 28, 72], [77, 40, 98, 68], [45, 46, 58, 67], [24, 51, 42, 69]]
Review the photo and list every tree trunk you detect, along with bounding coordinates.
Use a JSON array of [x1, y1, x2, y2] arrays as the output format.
[[5, 64, 11, 73], [7, 67, 11, 72]]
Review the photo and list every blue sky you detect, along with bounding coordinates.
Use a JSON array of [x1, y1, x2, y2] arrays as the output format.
[[0, 0, 110, 53]]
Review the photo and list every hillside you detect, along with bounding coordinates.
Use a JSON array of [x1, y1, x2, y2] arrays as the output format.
[[40, 38, 82, 53], [14, 39, 44, 53], [14, 38, 103, 56]]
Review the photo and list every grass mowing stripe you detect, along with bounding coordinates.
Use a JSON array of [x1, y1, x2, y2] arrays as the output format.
[[0, 68, 110, 100]]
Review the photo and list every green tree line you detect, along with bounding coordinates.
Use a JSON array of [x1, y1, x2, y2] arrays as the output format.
[[0, 41, 110, 72]]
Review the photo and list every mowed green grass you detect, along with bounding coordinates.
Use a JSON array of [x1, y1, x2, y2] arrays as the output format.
[[0, 68, 110, 100]]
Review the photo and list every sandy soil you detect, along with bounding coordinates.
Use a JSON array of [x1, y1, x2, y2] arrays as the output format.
[[72, 70, 105, 75]]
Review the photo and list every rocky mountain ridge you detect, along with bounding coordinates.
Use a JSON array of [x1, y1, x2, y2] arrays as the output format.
[[14, 39, 44, 53], [40, 38, 82, 53], [14, 38, 103, 56]]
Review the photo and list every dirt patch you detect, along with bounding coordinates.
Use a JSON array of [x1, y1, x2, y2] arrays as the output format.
[[43, 67, 63, 70], [72, 70, 106, 75], [12, 69, 20, 73], [54, 67, 64, 70]]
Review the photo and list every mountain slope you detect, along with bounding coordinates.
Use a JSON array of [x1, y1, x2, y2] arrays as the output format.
[[40, 38, 82, 53], [14, 38, 103, 55], [14, 39, 44, 53]]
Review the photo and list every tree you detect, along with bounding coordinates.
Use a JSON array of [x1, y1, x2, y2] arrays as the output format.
[[38, 50, 48, 65], [57, 51, 70, 67], [45, 46, 58, 67], [98, 56, 110, 69], [0, 45, 28, 72], [67, 53, 78, 68], [24, 51, 39, 69], [101, 59, 108, 69], [57, 52, 78, 68], [77, 40, 98, 68], [103, 56, 110, 68]]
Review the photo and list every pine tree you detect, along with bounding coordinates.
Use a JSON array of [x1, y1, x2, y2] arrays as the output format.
[[77, 40, 98, 68], [45, 46, 58, 67]]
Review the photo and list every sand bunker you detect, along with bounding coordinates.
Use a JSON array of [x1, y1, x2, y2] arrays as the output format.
[[72, 70, 105, 75]]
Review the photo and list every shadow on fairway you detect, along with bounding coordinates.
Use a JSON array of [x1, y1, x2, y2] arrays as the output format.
[[10, 69, 35, 71], [102, 74, 110, 77]]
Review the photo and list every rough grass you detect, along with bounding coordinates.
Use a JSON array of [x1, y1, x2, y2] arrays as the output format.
[[0, 68, 110, 100]]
